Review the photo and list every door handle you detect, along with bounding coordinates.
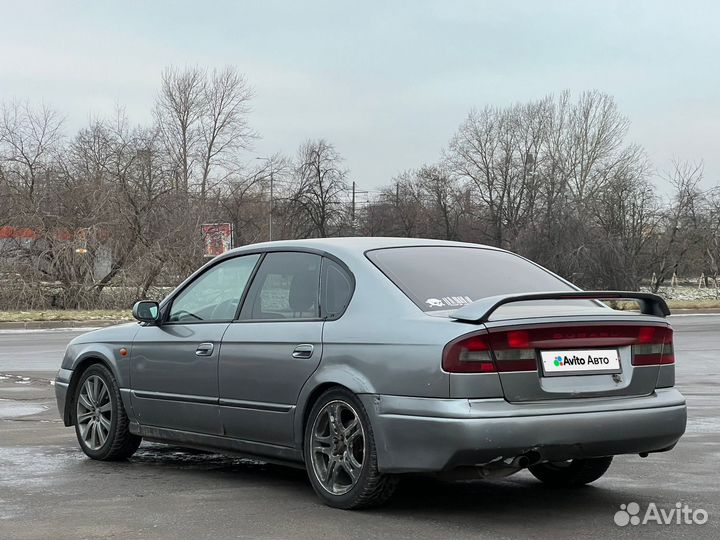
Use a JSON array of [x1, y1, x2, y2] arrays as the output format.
[[292, 344, 314, 359], [195, 342, 214, 356]]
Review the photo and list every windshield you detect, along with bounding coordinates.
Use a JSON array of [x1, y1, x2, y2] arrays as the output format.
[[366, 246, 576, 312]]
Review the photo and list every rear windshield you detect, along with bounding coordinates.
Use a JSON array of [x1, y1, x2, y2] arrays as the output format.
[[366, 246, 574, 312]]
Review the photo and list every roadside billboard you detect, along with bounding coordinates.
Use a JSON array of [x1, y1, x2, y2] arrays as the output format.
[[201, 223, 233, 257]]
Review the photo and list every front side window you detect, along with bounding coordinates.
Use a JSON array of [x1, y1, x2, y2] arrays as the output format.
[[168, 254, 260, 323], [240, 252, 321, 320]]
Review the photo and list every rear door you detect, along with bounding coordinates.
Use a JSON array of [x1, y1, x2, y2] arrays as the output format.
[[218, 251, 324, 446]]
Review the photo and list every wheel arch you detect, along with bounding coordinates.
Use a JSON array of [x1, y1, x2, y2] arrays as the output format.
[[293, 366, 376, 451], [64, 353, 121, 426]]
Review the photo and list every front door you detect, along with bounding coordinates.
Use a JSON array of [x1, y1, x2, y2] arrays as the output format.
[[130, 253, 261, 435], [219, 251, 324, 446]]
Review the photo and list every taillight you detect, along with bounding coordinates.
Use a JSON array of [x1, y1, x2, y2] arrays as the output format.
[[632, 326, 674, 365], [442, 330, 538, 373], [443, 323, 674, 373], [487, 330, 539, 372], [442, 333, 495, 373]]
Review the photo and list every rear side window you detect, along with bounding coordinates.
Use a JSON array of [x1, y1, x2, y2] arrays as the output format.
[[320, 258, 353, 319], [366, 246, 574, 312], [240, 252, 321, 320]]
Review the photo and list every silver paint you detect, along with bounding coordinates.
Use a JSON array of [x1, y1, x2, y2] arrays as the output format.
[[55, 238, 688, 474]]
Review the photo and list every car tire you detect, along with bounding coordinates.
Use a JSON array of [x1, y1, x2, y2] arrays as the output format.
[[73, 363, 141, 461], [304, 388, 398, 509], [529, 456, 613, 486]]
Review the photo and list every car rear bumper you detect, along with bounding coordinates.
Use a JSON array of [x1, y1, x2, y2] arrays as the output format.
[[360, 388, 687, 473]]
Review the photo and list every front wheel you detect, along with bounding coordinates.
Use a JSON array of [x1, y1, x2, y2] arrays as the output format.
[[73, 364, 141, 461], [304, 388, 398, 509], [529, 456, 613, 486]]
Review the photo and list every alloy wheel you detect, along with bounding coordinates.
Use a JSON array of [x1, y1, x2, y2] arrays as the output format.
[[76, 375, 112, 450], [310, 400, 365, 495]]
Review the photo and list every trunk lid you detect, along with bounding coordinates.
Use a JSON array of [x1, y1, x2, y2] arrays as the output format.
[[443, 305, 674, 402], [483, 313, 671, 402], [443, 291, 673, 402]]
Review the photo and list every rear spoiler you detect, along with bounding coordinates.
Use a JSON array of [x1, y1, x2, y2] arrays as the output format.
[[449, 290, 670, 323]]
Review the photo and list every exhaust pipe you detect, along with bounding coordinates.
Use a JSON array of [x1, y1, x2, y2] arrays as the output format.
[[440, 452, 543, 480], [510, 455, 530, 468], [509, 451, 542, 469]]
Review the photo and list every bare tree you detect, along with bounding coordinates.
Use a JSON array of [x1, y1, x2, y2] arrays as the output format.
[[704, 189, 720, 288], [198, 67, 255, 200], [649, 161, 706, 291], [155, 67, 205, 193], [0, 100, 63, 213], [155, 66, 254, 200], [380, 171, 423, 237], [221, 156, 287, 245], [2, 83, 717, 310], [445, 100, 546, 247], [286, 139, 348, 238], [587, 163, 659, 289]]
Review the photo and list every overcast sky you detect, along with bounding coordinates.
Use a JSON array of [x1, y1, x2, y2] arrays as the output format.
[[1, 0, 717, 192]]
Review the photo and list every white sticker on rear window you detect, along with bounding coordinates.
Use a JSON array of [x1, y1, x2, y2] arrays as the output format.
[[425, 296, 473, 308], [442, 295, 473, 307]]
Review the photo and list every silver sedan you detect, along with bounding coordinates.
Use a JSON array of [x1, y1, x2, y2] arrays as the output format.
[[55, 238, 686, 508]]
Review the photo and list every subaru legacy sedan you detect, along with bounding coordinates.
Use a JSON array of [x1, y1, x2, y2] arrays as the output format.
[[55, 238, 686, 509]]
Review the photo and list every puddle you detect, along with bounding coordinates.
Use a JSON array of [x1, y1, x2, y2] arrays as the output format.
[[0, 446, 85, 490], [0, 399, 48, 419]]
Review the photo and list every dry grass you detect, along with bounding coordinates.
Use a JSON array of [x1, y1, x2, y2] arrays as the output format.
[[0, 309, 132, 322], [1, 298, 719, 322], [666, 299, 720, 310], [611, 299, 720, 311]]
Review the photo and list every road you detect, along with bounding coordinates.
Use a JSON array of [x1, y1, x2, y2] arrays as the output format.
[[0, 327, 93, 371], [1, 315, 718, 539]]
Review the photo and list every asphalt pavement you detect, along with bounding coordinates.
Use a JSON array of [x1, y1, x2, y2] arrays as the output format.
[[0, 315, 718, 539]]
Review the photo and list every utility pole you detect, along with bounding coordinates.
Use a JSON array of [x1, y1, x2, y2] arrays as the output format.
[[269, 166, 274, 241], [351, 181, 356, 223], [256, 156, 274, 241]]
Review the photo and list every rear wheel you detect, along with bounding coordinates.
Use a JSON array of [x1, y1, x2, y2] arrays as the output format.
[[529, 456, 613, 486], [304, 388, 398, 509], [73, 364, 141, 461]]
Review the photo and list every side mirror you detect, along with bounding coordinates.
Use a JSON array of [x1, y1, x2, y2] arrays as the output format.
[[132, 300, 160, 324]]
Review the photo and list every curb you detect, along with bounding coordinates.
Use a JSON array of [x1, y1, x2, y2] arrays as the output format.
[[670, 308, 720, 314], [0, 319, 129, 330]]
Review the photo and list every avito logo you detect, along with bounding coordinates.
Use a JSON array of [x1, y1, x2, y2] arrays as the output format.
[[554, 354, 586, 366], [614, 501, 708, 526], [553, 354, 611, 367]]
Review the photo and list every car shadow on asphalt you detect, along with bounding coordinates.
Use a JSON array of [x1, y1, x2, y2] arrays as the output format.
[[122, 443, 638, 518], [388, 474, 626, 511]]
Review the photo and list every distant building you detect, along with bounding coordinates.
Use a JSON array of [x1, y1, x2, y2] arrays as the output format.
[[0, 226, 112, 281]]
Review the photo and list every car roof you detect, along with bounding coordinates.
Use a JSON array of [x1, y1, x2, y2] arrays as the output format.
[[222, 237, 500, 259]]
